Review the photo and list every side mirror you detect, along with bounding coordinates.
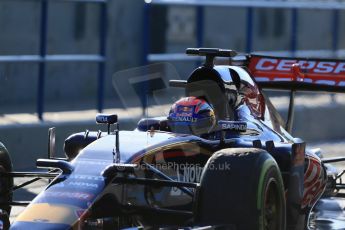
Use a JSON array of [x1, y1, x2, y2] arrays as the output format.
[[96, 114, 118, 134], [48, 127, 56, 159], [96, 114, 118, 125], [37, 159, 73, 174]]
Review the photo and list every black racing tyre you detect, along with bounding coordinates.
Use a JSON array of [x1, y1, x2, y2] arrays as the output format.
[[196, 148, 286, 230], [0, 209, 10, 230], [0, 142, 13, 215]]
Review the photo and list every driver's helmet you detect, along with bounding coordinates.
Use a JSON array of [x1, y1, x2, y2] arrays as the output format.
[[167, 96, 216, 135]]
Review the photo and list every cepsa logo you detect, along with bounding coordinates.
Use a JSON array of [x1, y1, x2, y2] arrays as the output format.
[[252, 57, 345, 74]]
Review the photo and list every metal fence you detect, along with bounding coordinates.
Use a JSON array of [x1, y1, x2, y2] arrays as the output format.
[[0, 0, 107, 120], [143, 0, 345, 64]]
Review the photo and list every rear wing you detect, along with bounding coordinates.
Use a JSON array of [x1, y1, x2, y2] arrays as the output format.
[[246, 54, 345, 132], [248, 55, 345, 93]]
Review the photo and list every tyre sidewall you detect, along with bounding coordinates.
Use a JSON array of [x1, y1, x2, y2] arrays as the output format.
[[255, 158, 286, 230], [196, 148, 286, 230]]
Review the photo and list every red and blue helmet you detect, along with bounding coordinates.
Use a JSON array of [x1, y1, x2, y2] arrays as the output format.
[[167, 96, 216, 135]]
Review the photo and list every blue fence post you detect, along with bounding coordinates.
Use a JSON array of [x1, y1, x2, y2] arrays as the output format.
[[142, 3, 151, 66], [332, 9, 339, 53], [196, 6, 204, 48], [196, 5, 204, 66], [290, 8, 298, 55], [97, 1, 107, 113], [37, 0, 48, 121], [246, 7, 253, 53], [140, 2, 152, 114]]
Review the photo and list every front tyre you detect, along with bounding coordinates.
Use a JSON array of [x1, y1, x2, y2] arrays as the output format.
[[0, 142, 13, 215], [196, 148, 286, 230]]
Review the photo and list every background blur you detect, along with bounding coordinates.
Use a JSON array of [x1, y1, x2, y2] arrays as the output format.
[[1, 0, 345, 170]]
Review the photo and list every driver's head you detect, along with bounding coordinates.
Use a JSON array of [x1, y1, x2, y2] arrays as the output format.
[[167, 96, 216, 136]]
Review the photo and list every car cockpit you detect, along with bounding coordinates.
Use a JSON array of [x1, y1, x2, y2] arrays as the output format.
[[137, 48, 268, 138]]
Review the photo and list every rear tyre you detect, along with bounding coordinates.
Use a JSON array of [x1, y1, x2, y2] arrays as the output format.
[[196, 148, 286, 230], [0, 142, 13, 215]]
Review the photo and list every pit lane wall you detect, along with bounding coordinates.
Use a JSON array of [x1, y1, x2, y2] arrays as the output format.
[[1, 101, 345, 170]]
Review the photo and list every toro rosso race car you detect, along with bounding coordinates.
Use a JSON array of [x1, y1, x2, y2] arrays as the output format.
[[1, 48, 345, 230]]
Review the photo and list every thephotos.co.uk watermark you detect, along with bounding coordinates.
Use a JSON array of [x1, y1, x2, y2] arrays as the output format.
[[131, 162, 231, 171]]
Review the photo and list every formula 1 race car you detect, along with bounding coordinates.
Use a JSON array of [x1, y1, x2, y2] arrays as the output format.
[[1, 48, 345, 230]]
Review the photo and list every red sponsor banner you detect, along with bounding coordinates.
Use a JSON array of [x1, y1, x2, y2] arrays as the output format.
[[248, 55, 345, 86]]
